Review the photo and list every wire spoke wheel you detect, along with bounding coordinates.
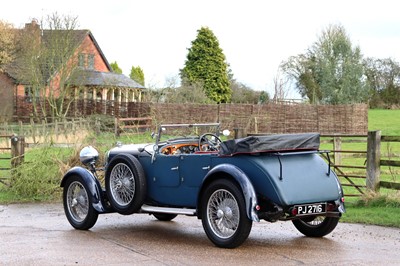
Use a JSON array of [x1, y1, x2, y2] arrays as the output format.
[[63, 175, 98, 230], [109, 163, 135, 207], [66, 181, 90, 222], [201, 179, 252, 248], [292, 215, 340, 237], [105, 154, 146, 215], [207, 189, 239, 239]]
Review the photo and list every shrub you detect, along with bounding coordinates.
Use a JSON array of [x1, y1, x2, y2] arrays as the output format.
[[10, 146, 75, 200]]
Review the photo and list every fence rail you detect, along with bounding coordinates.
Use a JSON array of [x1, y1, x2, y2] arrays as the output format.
[[114, 117, 153, 136], [0, 135, 24, 186]]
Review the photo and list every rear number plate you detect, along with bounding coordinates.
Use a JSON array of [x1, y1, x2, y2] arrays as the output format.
[[295, 203, 326, 216]]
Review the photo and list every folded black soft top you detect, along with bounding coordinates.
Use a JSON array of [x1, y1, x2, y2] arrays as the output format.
[[219, 133, 320, 156]]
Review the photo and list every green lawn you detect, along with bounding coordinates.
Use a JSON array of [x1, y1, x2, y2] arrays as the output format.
[[369, 109, 400, 135]]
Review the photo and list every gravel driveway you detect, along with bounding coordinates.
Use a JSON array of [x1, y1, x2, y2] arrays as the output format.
[[0, 203, 399, 265]]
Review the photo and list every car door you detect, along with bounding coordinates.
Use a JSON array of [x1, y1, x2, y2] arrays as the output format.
[[140, 153, 181, 206], [141, 151, 213, 207], [177, 153, 212, 206]]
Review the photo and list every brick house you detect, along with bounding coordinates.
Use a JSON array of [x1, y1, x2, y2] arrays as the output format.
[[0, 20, 144, 121]]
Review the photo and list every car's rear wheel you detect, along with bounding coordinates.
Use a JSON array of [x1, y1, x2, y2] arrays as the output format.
[[63, 175, 98, 230], [105, 154, 147, 215], [152, 213, 178, 221], [292, 216, 339, 237], [201, 179, 252, 248]]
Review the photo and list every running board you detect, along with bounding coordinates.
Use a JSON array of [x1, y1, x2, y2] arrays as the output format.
[[140, 204, 196, 216]]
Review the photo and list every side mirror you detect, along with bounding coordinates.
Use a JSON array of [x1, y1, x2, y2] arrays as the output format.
[[79, 146, 99, 166]]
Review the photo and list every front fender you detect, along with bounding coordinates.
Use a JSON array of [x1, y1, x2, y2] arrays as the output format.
[[199, 164, 259, 222], [61, 166, 112, 213]]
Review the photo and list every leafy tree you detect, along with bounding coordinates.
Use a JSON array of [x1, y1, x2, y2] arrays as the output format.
[[146, 75, 210, 104], [259, 91, 269, 104], [0, 20, 16, 71], [129, 65, 145, 86], [110, 61, 122, 74], [281, 24, 368, 104], [180, 27, 231, 103], [364, 57, 400, 108], [230, 80, 268, 104]]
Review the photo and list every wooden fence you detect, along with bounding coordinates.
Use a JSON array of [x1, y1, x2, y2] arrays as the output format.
[[367, 131, 400, 191], [11, 99, 368, 135], [315, 131, 400, 196], [1, 116, 399, 196], [0, 117, 101, 146]]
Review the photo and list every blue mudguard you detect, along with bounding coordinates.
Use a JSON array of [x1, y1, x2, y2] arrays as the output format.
[[60, 166, 113, 213], [199, 164, 259, 222]]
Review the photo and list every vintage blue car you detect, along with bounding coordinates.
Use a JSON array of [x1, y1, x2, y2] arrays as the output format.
[[61, 123, 345, 248]]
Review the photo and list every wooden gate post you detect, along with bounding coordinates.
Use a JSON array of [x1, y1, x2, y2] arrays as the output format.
[[366, 130, 381, 191], [333, 136, 342, 165], [234, 128, 246, 139], [11, 135, 25, 168]]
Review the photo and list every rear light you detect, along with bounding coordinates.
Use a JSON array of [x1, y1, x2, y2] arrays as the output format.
[[341, 197, 345, 203], [291, 207, 298, 216]]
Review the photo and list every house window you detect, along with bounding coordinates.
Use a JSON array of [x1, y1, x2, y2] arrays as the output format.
[[78, 53, 95, 69], [78, 53, 85, 67], [24, 86, 38, 102], [88, 54, 94, 69]]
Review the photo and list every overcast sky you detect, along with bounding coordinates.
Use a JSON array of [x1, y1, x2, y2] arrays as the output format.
[[1, 0, 399, 98]]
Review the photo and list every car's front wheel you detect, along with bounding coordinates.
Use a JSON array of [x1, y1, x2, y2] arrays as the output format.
[[63, 175, 98, 230], [201, 179, 252, 248], [105, 154, 147, 215], [292, 216, 339, 237]]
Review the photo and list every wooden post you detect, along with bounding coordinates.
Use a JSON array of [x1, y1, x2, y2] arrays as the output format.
[[30, 116, 36, 144], [333, 136, 342, 165], [18, 121, 23, 136], [234, 128, 246, 139], [114, 117, 120, 137], [254, 117, 258, 134], [55, 120, 59, 141], [11, 135, 25, 168], [366, 130, 381, 191]]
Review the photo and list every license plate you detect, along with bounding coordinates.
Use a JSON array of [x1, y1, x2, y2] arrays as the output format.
[[295, 203, 326, 216]]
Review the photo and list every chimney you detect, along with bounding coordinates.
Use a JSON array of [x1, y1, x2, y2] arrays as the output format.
[[25, 19, 40, 32], [24, 19, 41, 46]]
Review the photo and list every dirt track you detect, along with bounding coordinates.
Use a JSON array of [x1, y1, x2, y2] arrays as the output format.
[[1, 203, 399, 265]]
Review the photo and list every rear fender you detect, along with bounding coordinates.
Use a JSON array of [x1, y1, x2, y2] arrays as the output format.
[[61, 166, 112, 213], [198, 164, 259, 222]]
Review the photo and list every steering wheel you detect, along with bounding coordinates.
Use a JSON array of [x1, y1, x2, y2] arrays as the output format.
[[198, 133, 222, 151]]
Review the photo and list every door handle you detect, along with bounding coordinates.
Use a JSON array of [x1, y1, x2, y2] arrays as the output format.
[[171, 166, 179, 171], [202, 166, 210, 170]]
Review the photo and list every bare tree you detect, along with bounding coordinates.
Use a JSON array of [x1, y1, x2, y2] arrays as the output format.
[[16, 13, 83, 119], [272, 69, 290, 103]]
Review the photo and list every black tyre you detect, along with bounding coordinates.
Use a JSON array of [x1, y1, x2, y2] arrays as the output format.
[[63, 175, 98, 230], [153, 213, 178, 221], [292, 216, 340, 237], [105, 154, 147, 215], [201, 179, 252, 248]]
